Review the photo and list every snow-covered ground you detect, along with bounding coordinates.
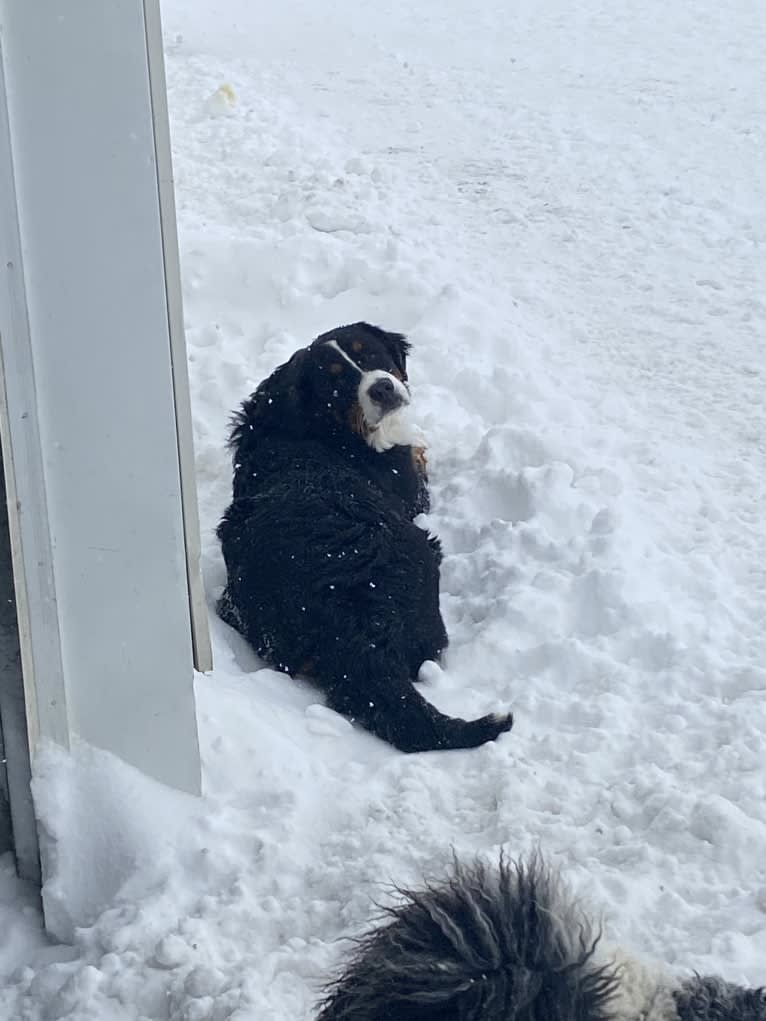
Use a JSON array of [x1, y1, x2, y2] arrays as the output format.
[[2, 0, 765, 1018]]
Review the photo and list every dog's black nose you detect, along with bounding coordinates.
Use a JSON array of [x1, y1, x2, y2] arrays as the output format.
[[368, 377, 402, 410]]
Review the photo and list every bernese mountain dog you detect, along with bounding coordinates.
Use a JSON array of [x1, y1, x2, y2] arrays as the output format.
[[316, 852, 766, 1021], [216, 322, 513, 752]]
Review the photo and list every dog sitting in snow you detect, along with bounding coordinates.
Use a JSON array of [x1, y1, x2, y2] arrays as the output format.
[[217, 322, 513, 752], [316, 853, 766, 1021]]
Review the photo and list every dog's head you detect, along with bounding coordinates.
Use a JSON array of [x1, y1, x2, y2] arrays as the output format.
[[240, 323, 418, 452]]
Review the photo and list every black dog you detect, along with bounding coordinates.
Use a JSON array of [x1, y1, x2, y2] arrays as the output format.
[[317, 853, 766, 1021], [216, 322, 513, 752]]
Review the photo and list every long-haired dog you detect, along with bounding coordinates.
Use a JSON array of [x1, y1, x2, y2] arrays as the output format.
[[217, 322, 513, 752], [317, 854, 766, 1021]]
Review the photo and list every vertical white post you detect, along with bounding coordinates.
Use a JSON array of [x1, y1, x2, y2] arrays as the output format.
[[0, 0, 207, 860]]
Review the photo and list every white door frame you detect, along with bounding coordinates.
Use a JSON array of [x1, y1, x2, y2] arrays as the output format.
[[0, 0, 210, 882]]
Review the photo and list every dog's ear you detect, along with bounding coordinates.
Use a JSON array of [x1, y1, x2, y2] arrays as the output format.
[[229, 348, 311, 450], [378, 329, 411, 380]]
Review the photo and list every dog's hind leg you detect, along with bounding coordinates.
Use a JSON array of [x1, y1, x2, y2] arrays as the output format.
[[216, 587, 246, 635], [323, 663, 513, 753]]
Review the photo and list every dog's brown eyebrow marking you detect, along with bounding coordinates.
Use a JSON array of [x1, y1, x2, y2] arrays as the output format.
[[326, 340, 363, 375], [352, 340, 363, 353], [330, 362, 344, 374]]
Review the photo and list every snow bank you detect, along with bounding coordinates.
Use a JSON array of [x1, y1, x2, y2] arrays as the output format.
[[31, 740, 200, 943]]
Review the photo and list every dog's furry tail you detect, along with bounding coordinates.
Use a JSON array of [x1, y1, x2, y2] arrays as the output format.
[[316, 853, 622, 1021]]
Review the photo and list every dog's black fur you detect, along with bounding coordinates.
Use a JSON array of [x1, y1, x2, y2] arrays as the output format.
[[217, 323, 513, 753], [317, 854, 620, 1021], [316, 854, 766, 1021]]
